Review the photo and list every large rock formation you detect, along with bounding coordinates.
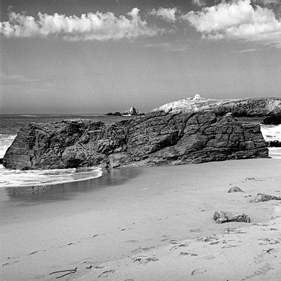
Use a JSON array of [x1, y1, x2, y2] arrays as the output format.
[[123, 107, 141, 116], [153, 96, 281, 124], [3, 111, 268, 170]]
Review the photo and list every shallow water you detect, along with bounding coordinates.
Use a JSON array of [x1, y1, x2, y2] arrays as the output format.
[[0, 167, 142, 231], [0, 167, 141, 203]]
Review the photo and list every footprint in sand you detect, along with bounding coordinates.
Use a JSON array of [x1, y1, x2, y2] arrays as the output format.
[[191, 268, 207, 275], [131, 246, 155, 254], [125, 240, 139, 243], [98, 269, 115, 278], [189, 228, 202, 233], [170, 243, 189, 251], [161, 237, 172, 242], [29, 251, 39, 255], [169, 240, 179, 244], [258, 238, 280, 245], [203, 255, 215, 260], [180, 252, 198, 256], [242, 263, 273, 280], [132, 256, 159, 264]]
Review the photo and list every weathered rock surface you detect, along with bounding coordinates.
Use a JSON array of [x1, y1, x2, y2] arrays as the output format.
[[213, 210, 251, 223], [250, 193, 281, 203], [153, 96, 281, 124], [3, 111, 268, 170]]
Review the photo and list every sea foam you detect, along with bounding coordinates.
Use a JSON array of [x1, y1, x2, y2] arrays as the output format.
[[0, 166, 102, 188]]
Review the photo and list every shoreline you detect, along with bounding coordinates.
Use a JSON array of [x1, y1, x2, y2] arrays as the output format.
[[1, 158, 281, 280]]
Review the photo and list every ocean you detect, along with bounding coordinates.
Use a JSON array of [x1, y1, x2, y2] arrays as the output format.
[[0, 114, 281, 189], [0, 114, 132, 188]]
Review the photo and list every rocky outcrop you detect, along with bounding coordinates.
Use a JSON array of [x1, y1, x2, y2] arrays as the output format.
[[153, 96, 281, 124], [106, 107, 142, 117], [123, 107, 141, 116], [3, 111, 268, 170], [106, 112, 122, 116]]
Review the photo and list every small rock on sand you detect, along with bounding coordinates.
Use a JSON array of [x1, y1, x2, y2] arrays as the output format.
[[213, 210, 251, 223], [228, 186, 244, 193]]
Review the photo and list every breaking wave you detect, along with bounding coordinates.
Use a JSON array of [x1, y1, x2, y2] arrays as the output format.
[[0, 166, 103, 188]]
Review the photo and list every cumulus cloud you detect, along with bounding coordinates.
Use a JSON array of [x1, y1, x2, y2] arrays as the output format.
[[192, 0, 206, 7], [0, 8, 162, 41], [149, 7, 178, 22], [182, 0, 281, 48]]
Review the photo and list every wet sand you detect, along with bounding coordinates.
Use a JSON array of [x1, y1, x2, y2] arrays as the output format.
[[1, 158, 281, 281]]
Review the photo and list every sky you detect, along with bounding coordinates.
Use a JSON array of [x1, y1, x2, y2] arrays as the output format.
[[0, 0, 281, 114]]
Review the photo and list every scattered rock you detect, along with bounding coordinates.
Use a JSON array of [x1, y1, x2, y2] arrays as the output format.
[[250, 193, 281, 203], [213, 210, 251, 224], [228, 186, 245, 193]]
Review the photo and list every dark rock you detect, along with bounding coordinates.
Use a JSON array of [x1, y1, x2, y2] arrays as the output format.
[[0, 158, 3, 164], [250, 193, 281, 203], [263, 114, 281, 125], [213, 210, 251, 223], [153, 96, 281, 125], [228, 186, 244, 193], [266, 140, 281, 147], [106, 112, 122, 116], [3, 111, 268, 170]]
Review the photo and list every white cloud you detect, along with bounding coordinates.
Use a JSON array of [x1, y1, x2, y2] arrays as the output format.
[[0, 8, 162, 41], [182, 0, 281, 48], [149, 7, 178, 22], [192, 0, 206, 7]]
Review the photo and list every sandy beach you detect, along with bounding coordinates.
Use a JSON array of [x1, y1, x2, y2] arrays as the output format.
[[1, 158, 281, 281]]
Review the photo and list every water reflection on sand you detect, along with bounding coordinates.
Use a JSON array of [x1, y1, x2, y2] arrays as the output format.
[[1, 167, 142, 203]]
